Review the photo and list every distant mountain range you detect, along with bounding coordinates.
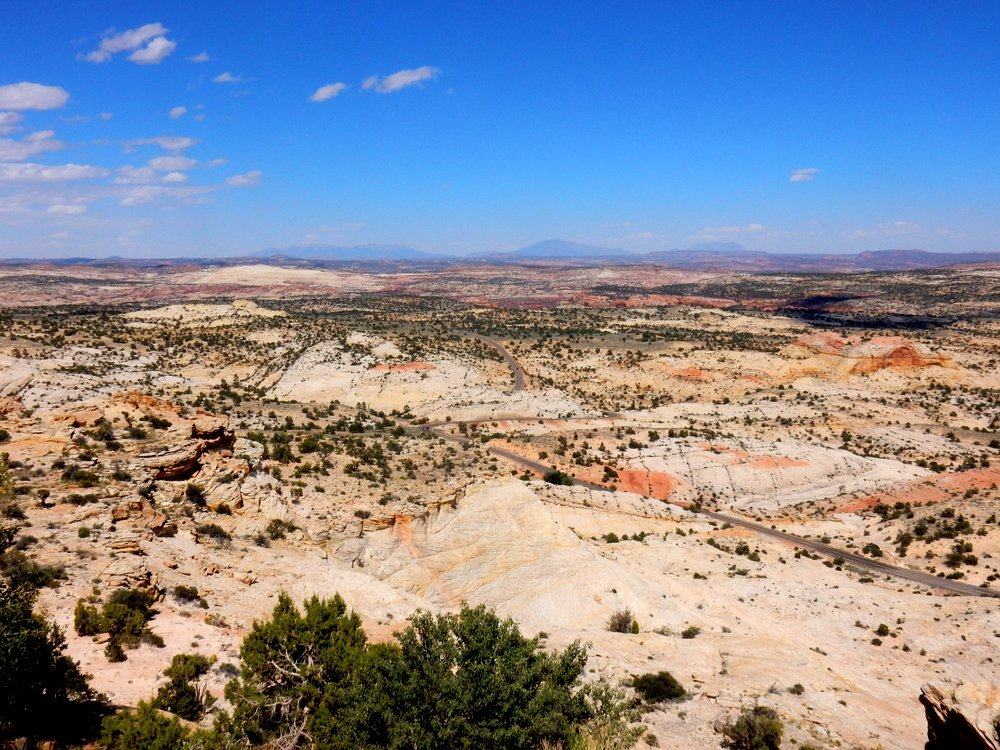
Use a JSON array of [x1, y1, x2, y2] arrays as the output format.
[[24, 240, 994, 273], [254, 244, 442, 261], [478, 240, 1000, 271]]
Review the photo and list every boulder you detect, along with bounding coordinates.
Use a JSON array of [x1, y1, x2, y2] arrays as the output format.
[[139, 441, 204, 480], [0, 396, 22, 415]]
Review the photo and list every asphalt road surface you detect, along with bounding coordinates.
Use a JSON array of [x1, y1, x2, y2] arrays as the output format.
[[476, 336, 525, 392], [418, 340, 998, 599], [477, 434, 1000, 599]]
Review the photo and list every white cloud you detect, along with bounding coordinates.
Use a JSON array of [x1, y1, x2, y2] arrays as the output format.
[[0, 111, 23, 134], [0, 130, 63, 161], [118, 184, 213, 206], [46, 204, 86, 215], [699, 223, 764, 236], [114, 165, 157, 184], [127, 36, 176, 65], [162, 171, 187, 183], [362, 66, 439, 93], [789, 167, 819, 182], [213, 72, 242, 84], [149, 155, 196, 171], [226, 170, 261, 186], [83, 23, 173, 64], [125, 135, 197, 151], [99, 112, 113, 121], [205, 157, 228, 167], [310, 82, 348, 102], [188, 52, 210, 63], [119, 186, 166, 205], [689, 223, 768, 242], [0, 162, 108, 182], [168, 106, 187, 119], [848, 220, 922, 239], [0, 83, 70, 111]]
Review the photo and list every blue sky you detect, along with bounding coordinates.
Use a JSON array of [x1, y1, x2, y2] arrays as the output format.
[[0, 0, 997, 257]]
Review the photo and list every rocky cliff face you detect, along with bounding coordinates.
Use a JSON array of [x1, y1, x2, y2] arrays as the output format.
[[920, 683, 1000, 750]]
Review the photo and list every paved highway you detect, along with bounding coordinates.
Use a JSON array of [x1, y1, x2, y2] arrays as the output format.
[[474, 335, 525, 392], [420, 338, 999, 599]]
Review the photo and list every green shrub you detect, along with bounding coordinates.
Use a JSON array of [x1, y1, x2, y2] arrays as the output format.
[[74, 600, 103, 636], [543, 469, 574, 485], [607, 608, 636, 633], [218, 595, 591, 750], [630, 671, 685, 703], [101, 701, 192, 750], [265, 518, 297, 540], [184, 483, 205, 505], [681, 625, 701, 639], [720, 705, 783, 750], [152, 653, 214, 721], [74, 588, 159, 661], [195, 523, 231, 543], [0, 581, 97, 737]]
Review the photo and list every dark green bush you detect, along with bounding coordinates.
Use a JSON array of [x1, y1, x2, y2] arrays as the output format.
[[720, 705, 783, 750], [631, 671, 685, 703], [101, 701, 193, 750], [152, 653, 214, 721], [0, 581, 97, 737]]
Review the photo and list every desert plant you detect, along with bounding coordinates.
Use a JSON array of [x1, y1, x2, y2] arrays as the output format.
[[630, 671, 685, 703], [152, 653, 214, 721], [720, 705, 783, 750], [101, 700, 193, 750], [607, 608, 637, 633]]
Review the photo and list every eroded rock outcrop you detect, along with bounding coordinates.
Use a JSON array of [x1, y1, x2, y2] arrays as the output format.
[[787, 332, 956, 378], [920, 683, 1000, 750]]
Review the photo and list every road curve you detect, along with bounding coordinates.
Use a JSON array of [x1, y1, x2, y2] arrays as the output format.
[[474, 335, 525, 392], [461, 432, 1000, 598]]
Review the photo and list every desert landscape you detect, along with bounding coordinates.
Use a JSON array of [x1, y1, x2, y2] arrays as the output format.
[[2, 257, 997, 748]]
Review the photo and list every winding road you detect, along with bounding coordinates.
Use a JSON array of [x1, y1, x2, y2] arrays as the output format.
[[477, 335, 526, 392], [424, 338, 1000, 599]]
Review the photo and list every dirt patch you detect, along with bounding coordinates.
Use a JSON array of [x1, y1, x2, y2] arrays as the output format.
[[838, 467, 1000, 512]]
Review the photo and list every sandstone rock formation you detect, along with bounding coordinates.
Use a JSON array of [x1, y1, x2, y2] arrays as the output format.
[[787, 332, 957, 378], [920, 683, 1000, 750]]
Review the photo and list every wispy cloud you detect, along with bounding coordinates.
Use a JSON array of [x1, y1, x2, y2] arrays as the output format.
[[188, 51, 210, 63], [0, 130, 63, 161], [149, 155, 197, 171], [362, 66, 439, 93], [310, 82, 348, 102], [848, 220, 921, 239], [0, 163, 108, 182], [114, 165, 157, 184], [83, 23, 176, 65], [213, 72, 242, 84], [168, 106, 187, 119], [0, 111, 23, 134], [0, 83, 70, 111], [125, 135, 197, 152], [128, 36, 176, 65], [226, 170, 261, 186], [46, 204, 86, 215], [118, 184, 213, 206], [688, 223, 766, 242], [789, 167, 819, 182]]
